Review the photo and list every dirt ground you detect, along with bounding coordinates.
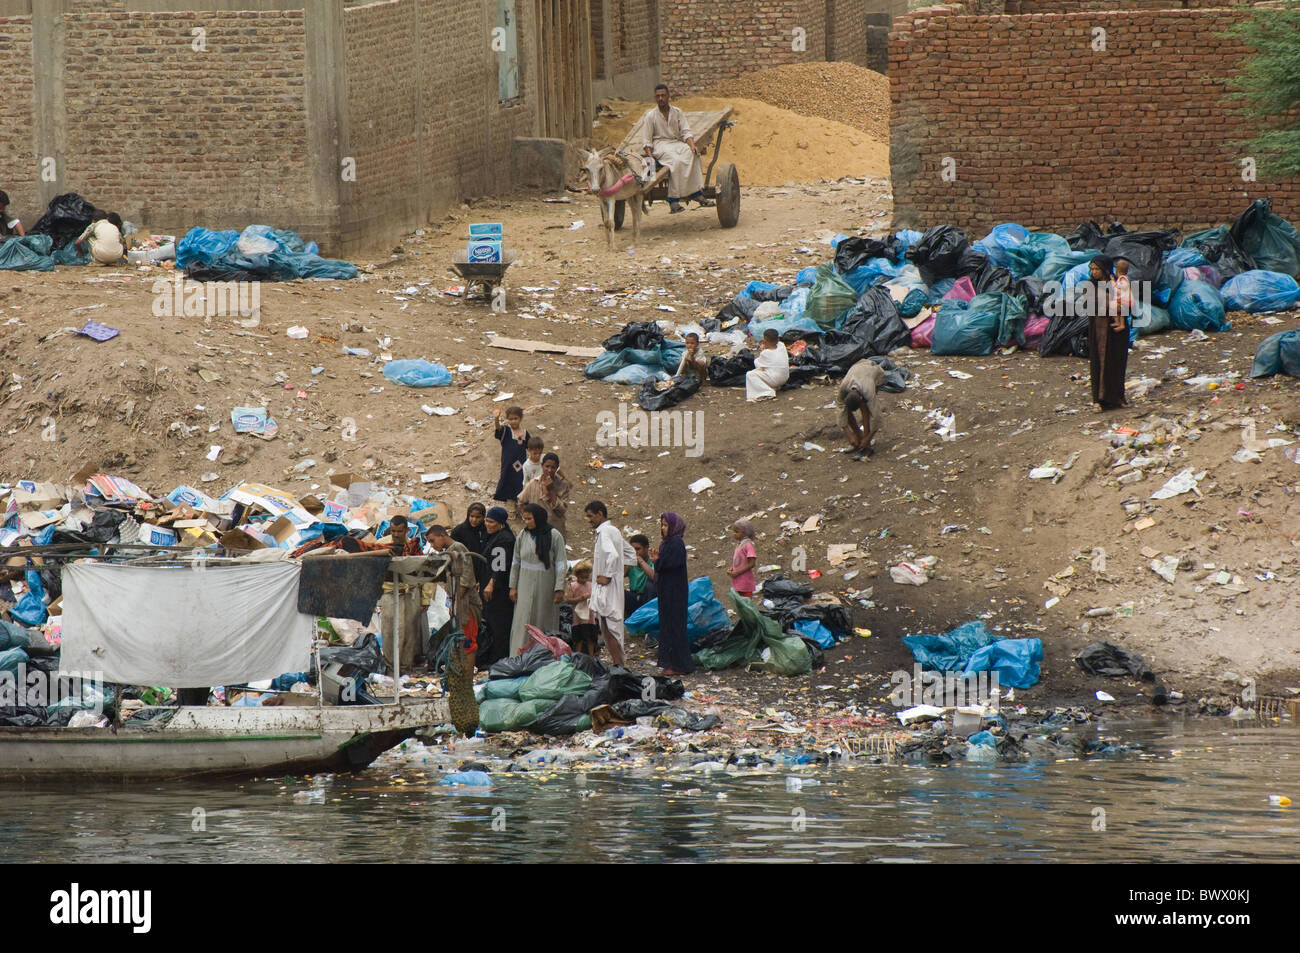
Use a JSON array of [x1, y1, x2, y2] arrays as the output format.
[[3, 177, 1298, 719]]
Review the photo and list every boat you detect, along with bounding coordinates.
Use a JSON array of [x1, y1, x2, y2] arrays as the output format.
[[0, 550, 473, 780]]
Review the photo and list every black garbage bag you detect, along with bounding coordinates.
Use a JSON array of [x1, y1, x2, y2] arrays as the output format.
[[763, 574, 813, 601], [970, 261, 1015, 296], [1229, 197, 1300, 277], [954, 245, 990, 278], [1037, 312, 1090, 358], [750, 284, 795, 303], [602, 321, 664, 352], [801, 636, 826, 671], [834, 235, 899, 274], [797, 330, 866, 375], [28, 192, 99, 250], [699, 317, 721, 333], [714, 295, 760, 326], [1196, 232, 1255, 282], [1017, 275, 1051, 314], [839, 286, 910, 356], [707, 350, 754, 387], [1065, 221, 1107, 251], [1074, 642, 1154, 680], [611, 698, 672, 720], [531, 694, 593, 736], [1102, 230, 1179, 285], [567, 652, 608, 679], [653, 707, 723, 731], [317, 632, 387, 674], [905, 225, 971, 285], [49, 508, 128, 546], [636, 372, 701, 411], [486, 643, 555, 680], [869, 354, 912, 393]]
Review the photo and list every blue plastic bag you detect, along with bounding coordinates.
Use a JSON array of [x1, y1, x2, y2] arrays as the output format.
[[1165, 246, 1208, 268], [973, 223, 1029, 269], [793, 618, 836, 649], [439, 770, 493, 786], [605, 364, 662, 385], [1033, 249, 1096, 282], [1129, 301, 1171, 340], [750, 313, 822, 338], [626, 576, 729, 645], [0, 235, 55, 271], [1168, 279, 1230, 332], [841, 257, 904, 295], [964, 637, 1043, 689], [175, 227, 240, 268], [0, 647, 30, 677], [795, 266, 818, 285], [1250, 329, 1300, 378], [902, 620, 1042, 689], [1004, 232, 1069, 279], [382, 359, 452, 387], [11, 569, 48, 627], [780, 286, 810, 322], [1220, 270, 1300, 313], [742, 280, 779, 299], [926, 276, 956, 303]]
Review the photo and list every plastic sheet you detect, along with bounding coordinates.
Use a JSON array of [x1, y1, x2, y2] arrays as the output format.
[[382, 359, 453, 387], [1219, 270, 1300, 312]]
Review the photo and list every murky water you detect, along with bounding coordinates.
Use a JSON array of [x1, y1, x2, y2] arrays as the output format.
[[2, 715, 1295, 862]]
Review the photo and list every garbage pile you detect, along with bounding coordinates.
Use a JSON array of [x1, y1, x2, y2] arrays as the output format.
[[902, 620, 1043, 690], [699, 196, 1300, 369], [472, 637, 721, 736], [176, 225, 357, 281]]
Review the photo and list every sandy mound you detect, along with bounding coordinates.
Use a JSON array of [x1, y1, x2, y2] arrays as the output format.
[[592, 95, 889, 186], [699, 62, 891, 143]]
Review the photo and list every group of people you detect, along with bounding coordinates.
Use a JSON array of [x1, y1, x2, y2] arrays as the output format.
[[0, 191, 128, 264]]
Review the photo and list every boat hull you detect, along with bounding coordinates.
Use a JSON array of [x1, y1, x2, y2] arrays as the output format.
[[0, 699, 451, 780]]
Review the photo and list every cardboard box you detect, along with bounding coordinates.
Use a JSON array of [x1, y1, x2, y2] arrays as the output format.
[[138, 523, 180, 547], [12, 481, 67, 510], [410, 502, 453, 529], [468, 223, 503, 238], [467, 239, 502, 263], [219, 528, 266, 551], [20, 506, 70, 531]]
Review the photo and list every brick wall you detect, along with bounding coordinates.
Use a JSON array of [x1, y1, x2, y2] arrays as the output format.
[[341, 0, 538, 250], [660, 0, 828, 93], [61, 9, 311, 231], [828, 0, 869, 65], [0, 17, 37, 218], [591, 0, 604, 77], [613, 0, 657, 74], [890, 5, 1300, 234]]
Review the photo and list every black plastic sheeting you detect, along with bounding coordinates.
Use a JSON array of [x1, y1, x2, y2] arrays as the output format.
[[636, 372, 701, 411], [1074, 641, 1154, 680], [707, 350, 754, 386], [1101, 230, 1179, 285], [905, 225, 971, 285], [28, 192, 99, 251], [602, 321, 664, 351], [834, 235, 900, 274]]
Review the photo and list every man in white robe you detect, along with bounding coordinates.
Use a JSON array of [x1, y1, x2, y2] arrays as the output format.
[[584, 500, 635, 666], [745, 328, 790, 401], [641, 84, 711, 213]]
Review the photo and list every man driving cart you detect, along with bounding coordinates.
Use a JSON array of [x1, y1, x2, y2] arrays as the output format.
[[640, 84, 715, 214]]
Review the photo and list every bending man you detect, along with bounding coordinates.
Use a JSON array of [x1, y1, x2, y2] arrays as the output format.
[[837, 358, 886, 456]]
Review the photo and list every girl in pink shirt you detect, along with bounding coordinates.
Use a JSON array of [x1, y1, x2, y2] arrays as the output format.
[[727, 519, 758, 599]]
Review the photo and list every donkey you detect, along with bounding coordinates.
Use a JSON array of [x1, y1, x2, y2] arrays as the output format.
[[582, 147, 650, 249]]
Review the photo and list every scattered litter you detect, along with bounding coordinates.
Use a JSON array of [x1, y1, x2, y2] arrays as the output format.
[[689, 477, 715, 494], [286, 325, 309, 339], [76, 321, 119, 342], [421, 472, 450, 484], [947, 370, 972, 380], [1149, 555, 1179, 584], [890, 562, 929, 586], [1095, 691, 1115, 703]]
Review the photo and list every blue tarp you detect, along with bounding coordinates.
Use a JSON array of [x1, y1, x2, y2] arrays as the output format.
[[902, 620, 1042, 689], [382, 359, 452, 387], [175, 225, 356, 280]]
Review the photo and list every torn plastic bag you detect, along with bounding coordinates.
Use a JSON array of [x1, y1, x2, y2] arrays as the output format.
[[903, 620, 1042, 689], [382, 359, 452, 387], [969, 261, 1016, 296], [1229, 197, 1300, 277], [1250, 329, 1300, 378], [487, 642, 555, 679], [1074, 641, 1153, 680], [531, 694, 593, 736], [318, 632, 386, 675], [834, 235, 900, 273], [1168, 279, 1230, 332], [972, 223, 1029, 270], [601, 321, 664, 351], [28, 192, 99, 250], [804, 264, 859, 328], [1003, 232, 1071, 279], [1102, 230, 1178, 285], [1220, 270, 1300, 312], [637, 372, 701, 411], [837, 286, 910, 355], [1182, 227, 1255, 282], [905, 225, 971, 285], [0, 235, 55, 272], [625, 576, 730, 646], [707, 350, 754, 387], [964, 638, 1042, 689], [738, 591, 811, 676]]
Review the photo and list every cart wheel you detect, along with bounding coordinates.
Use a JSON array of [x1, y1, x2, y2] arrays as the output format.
[[614, 200, 626, 231], [716, 162, 740, 228]]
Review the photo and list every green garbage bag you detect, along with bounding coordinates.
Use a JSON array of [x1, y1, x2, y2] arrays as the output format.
[[692, 591, 812, 675], [1230, 198, 1300, 278], [804, 263, 858, 329], [478, 697, 552, 732], [1004, 232, 1070, 279], [481, 676, 527, 701], [517, 660, 592, 702]]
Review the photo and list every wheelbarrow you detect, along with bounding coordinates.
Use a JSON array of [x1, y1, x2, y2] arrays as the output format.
[[451, 248, 518, 303]]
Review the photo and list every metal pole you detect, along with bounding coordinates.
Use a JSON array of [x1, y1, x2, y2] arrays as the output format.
[[392, 570, 402, 707]]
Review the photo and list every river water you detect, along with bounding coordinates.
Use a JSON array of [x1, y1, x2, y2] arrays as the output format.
[[2, 715, 1295, 862]]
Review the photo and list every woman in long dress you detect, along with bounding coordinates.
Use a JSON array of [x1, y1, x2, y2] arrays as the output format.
[[655, 511, 694, 676], [508, 503, 566, 656], [517, 452, 572, 537], [1087, 255, 1130, 411], [478, 506, 515, 667]]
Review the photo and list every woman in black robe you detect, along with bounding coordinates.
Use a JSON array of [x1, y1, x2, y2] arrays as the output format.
[[451, 502, 490, 588], [655, 511, 694, 676], [477, 506, 516, 667], [1087, 255, 1129, 411]]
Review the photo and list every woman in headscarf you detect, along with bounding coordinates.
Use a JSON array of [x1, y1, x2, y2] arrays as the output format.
[[1087, 255, 1130, 411], [517, 452, 572, 536], [451, 502, 490, 589], [478, 506, 515, 667], [655, 512, 694, 676], [508, 503, 567, 656]]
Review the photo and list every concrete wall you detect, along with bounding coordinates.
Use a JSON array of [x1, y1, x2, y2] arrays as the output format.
[[0, 0, 552, 256], [890, 2, 1300, 233]]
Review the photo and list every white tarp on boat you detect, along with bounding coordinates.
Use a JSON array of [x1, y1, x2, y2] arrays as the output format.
[[60, 562, 312, 685]]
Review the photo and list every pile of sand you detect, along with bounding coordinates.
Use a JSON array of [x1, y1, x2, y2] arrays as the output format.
[[699, 62, 891, 143], [592, 95, 889, 186]]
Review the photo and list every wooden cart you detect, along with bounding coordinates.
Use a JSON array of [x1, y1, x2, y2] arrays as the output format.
[[612, 106, 739, 231]]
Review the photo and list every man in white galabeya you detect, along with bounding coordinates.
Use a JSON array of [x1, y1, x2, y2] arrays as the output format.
[[584, 500, 635, 666], [641, 84, 714, 214]]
